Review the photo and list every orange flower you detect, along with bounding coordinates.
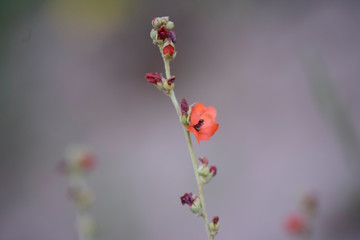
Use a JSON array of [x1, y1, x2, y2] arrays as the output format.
[[186, 103, 219, 144]]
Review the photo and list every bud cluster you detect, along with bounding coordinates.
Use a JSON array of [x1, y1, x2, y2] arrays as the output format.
[[149, 16, 176, 60], [197, 157, 217, 184], [145, 72, 175, 93], [58, 149, 96, 175], [58, 147, 98, 238], [180, 192, 202, 214]]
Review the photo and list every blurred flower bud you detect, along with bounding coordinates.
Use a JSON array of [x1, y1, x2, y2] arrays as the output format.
[[79, 153, 95, 171], [302, 192, 317, 216], [166, 21, 174, 30], [285, 214, 307, 235], [209, 216, 220, 232]]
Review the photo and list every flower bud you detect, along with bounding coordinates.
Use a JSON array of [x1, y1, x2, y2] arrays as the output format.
[[160, 16, 169, 25], [302, 192, 317, 213], [209, 216, 220, 232], [162, 41, 176, 59], [285, 214, 307, 235], [163, 76, 175, 91], [180, 98, 189, 115], [166, 21, 174, 30], [190, 195, 202, 214], [198, 157, 209, 166], [150, 29, 158, 41], [198, 165, 210, 177], [152, 17, 162, 28], [145, 72, 163, 84]]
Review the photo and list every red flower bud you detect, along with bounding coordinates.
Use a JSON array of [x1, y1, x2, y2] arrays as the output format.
[[163, 44, 175, 57], [145, 72, 162, 84], [180, 192, 195, 206], [209, 165, 217, 176], [285, 214, 306, 235], [198, 157, 209, 166]]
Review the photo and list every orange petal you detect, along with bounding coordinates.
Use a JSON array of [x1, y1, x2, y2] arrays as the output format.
[[186, 126, 200, 144], [190, 103, 205, 125], [199, 121, 219, 140], [204, 106, 217, 118]]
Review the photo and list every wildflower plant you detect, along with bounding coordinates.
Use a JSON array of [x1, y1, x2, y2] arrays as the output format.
[[146, 16, 220, 239], [59, 147, 97, 240]]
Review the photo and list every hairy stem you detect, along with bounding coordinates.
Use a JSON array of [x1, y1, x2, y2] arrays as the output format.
[[163, 57, 213, 240]]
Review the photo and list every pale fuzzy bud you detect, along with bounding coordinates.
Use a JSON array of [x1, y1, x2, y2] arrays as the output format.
[[163, 76, 175, 91], [152, 17, 162, 28], [209, 216, 220, 232], [166, 21, 175, 30], [163, 81, 174, 91], [190, 196, 202, 214], [160, 16, 169, 25], [198, 165, 210, 177], [150, 29, 158, 40]]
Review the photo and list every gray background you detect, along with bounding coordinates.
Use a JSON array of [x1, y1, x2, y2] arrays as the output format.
[[1, 0, 360, 239]]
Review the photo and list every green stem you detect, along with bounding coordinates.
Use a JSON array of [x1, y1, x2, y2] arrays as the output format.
[[163, 57, 213, 240]]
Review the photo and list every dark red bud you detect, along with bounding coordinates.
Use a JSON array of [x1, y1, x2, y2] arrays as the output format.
[[198, 157, 209, 166], [180, 192, 194, 206], [210, 165, 217, 176], [157, 26, 168, 40], [180, 98, 189, 115], [167, 76, 175, 85], [212, 216, 219, 225], [145, 72, 162, 84]]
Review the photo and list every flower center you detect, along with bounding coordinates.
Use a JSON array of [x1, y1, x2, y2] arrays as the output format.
[[194, 119, 204, 131]]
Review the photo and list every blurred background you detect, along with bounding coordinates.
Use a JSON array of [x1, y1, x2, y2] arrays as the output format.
[[1, 0, 360, 239]]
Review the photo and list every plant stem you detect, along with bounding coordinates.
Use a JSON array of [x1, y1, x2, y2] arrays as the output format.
[[163, 57, 213, 240]]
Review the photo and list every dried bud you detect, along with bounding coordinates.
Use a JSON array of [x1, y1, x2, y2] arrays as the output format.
[[145, 72, 163, 84], [209, 216, 220, 232], [181, 98, 189, 115], [166, 21, 175, 30]]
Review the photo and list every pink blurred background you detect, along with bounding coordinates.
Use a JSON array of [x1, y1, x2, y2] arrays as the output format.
[[1, 0, 360, 239]]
